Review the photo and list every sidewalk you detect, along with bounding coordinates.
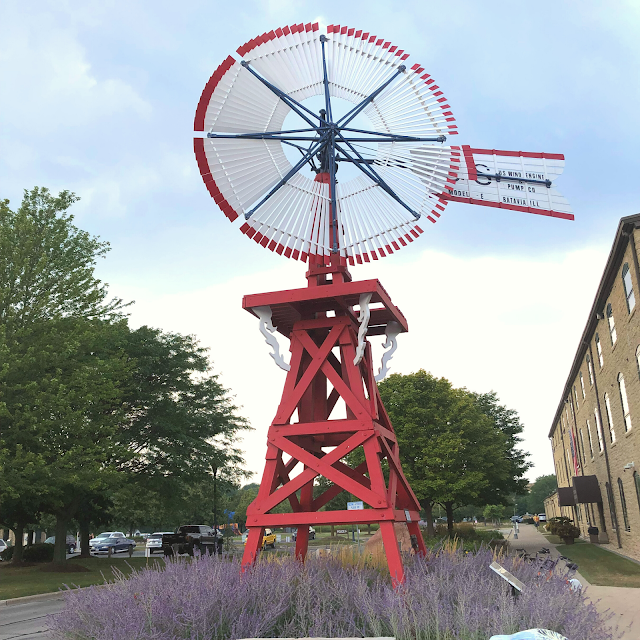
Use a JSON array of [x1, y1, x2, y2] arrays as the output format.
[[503, 523, 638, 639]]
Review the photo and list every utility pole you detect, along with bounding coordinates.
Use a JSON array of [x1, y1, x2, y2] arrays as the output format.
[[212, 465, 218, 532]]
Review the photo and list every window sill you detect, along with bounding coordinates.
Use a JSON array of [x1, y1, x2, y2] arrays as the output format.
[[628, 307, 636, 322], [625, 429, 634, 438]]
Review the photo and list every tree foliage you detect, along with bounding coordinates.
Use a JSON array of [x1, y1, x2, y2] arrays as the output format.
[[378, 370, 529, 534], [0, 188, 251, 561]]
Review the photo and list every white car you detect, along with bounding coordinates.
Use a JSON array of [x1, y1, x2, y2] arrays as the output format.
[[89, 531, 126, 549], [146, 532, 174, 554], [0, 539, 8, 559], [538, 514, 547, 522]]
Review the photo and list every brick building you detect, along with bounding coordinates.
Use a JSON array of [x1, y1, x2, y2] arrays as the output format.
[[547, 214, 640, 561]]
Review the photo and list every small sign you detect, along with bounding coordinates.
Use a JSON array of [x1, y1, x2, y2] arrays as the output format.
[[336, 529, 348, 534], [347, 501, 364, 510], [276, 534, 281, 543], [489, 561, 524, 592], [405, 509, 412, 523]]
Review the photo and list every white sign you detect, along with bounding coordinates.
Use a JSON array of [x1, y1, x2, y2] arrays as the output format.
[[347, 501, 364, 510], [405, 509, 412, 523], [336, 529, 348, 534], [489, 561, 524, 592], [440, 145, 572, 221]]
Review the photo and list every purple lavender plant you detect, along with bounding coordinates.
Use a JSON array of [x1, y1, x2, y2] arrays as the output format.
[[51, 550, 616, 640]]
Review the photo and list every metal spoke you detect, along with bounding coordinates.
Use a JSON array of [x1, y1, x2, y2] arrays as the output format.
[[240, 61, 322, 129], [319, 35, 333, 124], [208, 133, 322, 141], [244, 135, 330, 219], [337, 66, 406, 128], [340, 127, 446, 143], [335, 136, 420, 220]]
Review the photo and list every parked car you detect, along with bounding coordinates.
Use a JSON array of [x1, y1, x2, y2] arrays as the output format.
[[89, 531, 126, 549], [146, 532, 174, 554], [292, 527, 315, 541], [91, 535, 136, 554], [0, 539, 8, 559], [44, 535, 77, 553], [510, 516, 522, 523], [242, 528, 277, 549], [538, 513, 547, 522]]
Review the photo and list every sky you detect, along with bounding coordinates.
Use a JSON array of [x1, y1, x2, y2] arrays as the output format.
[[2, 0, 640, 484]]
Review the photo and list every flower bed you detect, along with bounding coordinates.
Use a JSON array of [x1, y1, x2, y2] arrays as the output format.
[[52, 550, 614, 640]]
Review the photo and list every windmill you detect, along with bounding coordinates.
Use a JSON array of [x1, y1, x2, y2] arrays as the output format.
[[194, 23, 571, 585]]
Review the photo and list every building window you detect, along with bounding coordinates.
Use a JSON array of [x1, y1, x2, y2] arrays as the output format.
[[618, 478, 630, 531], [606, 482, 618, 531], [595, 334, 604, 367], [622, 263, 636, 313], [618, 372, 632, 432], [580, 372, 586, 398], [594, 409, 604, 452], [587, 356, 594, 384], [579, 428, 586, 464], [604, 393, 616, 443], [634, 471, 640, 515], [636, 345, 640, 381], [586, 420, 594, 458], [607, 303, 617, 345], [573, 385, 579, 410]]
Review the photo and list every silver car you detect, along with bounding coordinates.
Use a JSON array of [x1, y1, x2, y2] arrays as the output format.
[[146, 532, 174, 554]]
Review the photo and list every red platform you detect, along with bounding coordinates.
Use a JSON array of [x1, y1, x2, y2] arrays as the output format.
[[240, 262, 426, 585]]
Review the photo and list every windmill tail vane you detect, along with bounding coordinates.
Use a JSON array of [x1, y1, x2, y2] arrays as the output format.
[[194, 22, 572, 266]]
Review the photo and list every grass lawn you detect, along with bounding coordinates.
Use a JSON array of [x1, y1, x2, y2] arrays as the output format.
[[556, 543, 640, 587], [0, 556, 165, 600]]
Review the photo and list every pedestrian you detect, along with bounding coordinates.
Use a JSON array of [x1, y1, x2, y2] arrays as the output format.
[[533, 514, 540, 528]]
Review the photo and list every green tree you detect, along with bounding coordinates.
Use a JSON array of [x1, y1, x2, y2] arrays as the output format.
[[522, 474, 557, 514], [0, 188, 128, 562], [483, 504, 505, 525], [378, 370, 529, 535]]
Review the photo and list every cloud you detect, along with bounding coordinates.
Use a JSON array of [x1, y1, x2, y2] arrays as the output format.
[[0, 6, 151, 133]]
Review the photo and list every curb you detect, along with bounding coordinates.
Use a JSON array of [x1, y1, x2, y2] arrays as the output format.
[[0, 590, 67, 607]]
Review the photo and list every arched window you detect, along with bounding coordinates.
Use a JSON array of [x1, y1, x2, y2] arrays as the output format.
[[622, 263, 636, 313], [606, 482, 618, 531], [594, 409, 604, 452], [618, 478, 630, 531], [595, 334, 604, 367], [587, 355, 594, 384], [580, 372, 586, 398], [618, 373, 632, 432], [586, 420, 594, 458], [607, 304, 617, 345], [634, 471, 640, 514], [604, 393, 616, 443]]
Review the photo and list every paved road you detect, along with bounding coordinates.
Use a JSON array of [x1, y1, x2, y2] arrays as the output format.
[[0, 596, 64, 640]]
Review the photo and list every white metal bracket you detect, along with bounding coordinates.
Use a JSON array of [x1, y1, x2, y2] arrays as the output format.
[[375, 321, 402, 382], [253, 305, 290, 372], [353, 293, 373, 366]]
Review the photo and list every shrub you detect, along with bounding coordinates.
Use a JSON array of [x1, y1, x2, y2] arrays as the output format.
[[23, 543, 55, 562], [554, 522, 581, 540], [52, 552, 613, 640], [547, 516, 574, 536], [0, 546, 14, 561]]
